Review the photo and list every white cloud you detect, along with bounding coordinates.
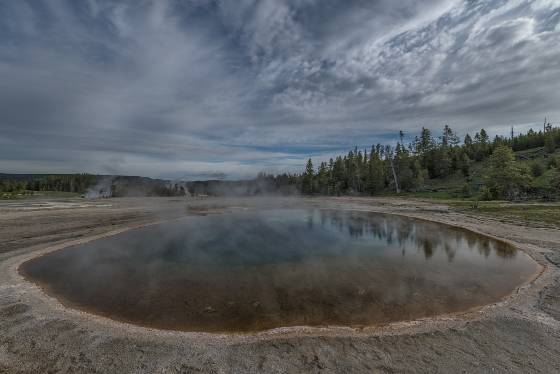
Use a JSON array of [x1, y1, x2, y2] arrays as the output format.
[[0, 0, 559, 178]]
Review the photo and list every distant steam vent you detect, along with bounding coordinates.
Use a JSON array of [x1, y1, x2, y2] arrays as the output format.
[[85, 176, 188, 198]]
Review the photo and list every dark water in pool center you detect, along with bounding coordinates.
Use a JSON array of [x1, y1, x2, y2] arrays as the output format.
[[21, 209, 538, 332]]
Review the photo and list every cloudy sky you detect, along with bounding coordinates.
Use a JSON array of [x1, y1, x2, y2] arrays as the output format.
[[1, 0, 559, 179]]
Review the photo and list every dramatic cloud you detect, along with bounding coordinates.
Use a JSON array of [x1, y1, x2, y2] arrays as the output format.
[[0, 0, 559, 178]]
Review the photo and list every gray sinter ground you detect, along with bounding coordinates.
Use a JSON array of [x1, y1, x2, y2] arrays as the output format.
[[0, 196, 559, 373]]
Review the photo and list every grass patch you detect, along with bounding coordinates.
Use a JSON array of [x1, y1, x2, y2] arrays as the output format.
[[382, 191, 465, 200], [448, 200, 560, 226]]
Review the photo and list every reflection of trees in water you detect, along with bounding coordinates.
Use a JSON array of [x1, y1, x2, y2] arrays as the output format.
[[411, 224, 442, 260], [320, 211, 327, 227], [317, 209, 516, 261], [493, 240, 516, 258], [367, 219, 386, 240], [396, 220, 413, 246], [321, 210, 345, 233], [480, 238, 491, 258], [307, 214, 314, 231], [347, 216, 365, 238], [444, 241, 456, 262], [466, 234, 478, 250], [421, 238, 434, 258]]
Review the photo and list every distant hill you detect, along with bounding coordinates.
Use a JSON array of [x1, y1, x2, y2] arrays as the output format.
[[0, 174, 186, 198], [0, 173, 57, 181], [0, 173, 296, 198]]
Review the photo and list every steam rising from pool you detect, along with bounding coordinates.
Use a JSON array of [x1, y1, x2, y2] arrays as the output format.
[[21, 209, 538, 332]]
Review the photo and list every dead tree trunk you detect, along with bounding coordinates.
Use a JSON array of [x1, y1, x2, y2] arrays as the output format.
[[389, 157, 400, 193]]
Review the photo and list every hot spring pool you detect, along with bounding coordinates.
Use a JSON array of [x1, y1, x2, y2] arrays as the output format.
[[20, 209, 538, 332]]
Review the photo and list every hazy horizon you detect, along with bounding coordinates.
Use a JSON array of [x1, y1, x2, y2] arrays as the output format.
[[1, 0, 559, 179]]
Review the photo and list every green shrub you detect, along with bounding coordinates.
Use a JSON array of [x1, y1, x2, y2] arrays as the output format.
[[461, 182, 472, 197], [551, 172, 560, 191], [530, 162, 544, 177], [545, 136, 556, 154], [480, 186, 495, 201], [547, 155, 560, 169], [483, 146, 532, 200]]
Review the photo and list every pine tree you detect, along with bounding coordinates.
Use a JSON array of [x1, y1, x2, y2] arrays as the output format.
[[367, 145, 385, 194], [302, 159, 315, 194], [484, 146, 532, 200], [316, 162, 329, 194], [545, 135, 556, 153], [441, 125, 459, 147]]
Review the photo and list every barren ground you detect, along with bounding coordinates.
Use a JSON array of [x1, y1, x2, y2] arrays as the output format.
[[0, 196, 559, 373]]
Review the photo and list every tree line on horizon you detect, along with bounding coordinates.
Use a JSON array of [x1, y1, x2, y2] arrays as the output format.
[[264, 122, 560, 200], [2, 122, 560, 200], [0, 174, 186, 197], [0, 174, 97, 195]]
